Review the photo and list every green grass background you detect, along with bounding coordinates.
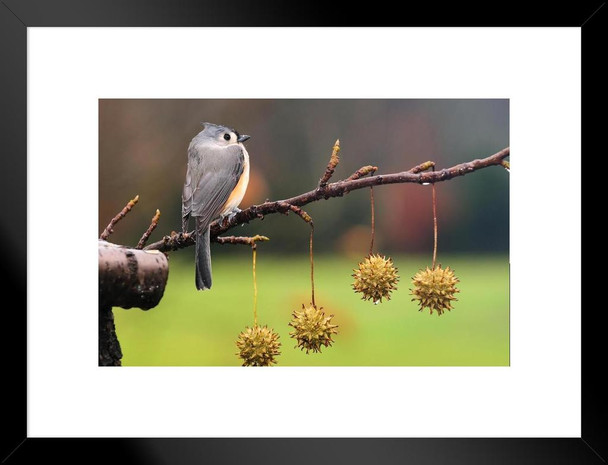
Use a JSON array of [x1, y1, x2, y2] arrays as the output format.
[[114, 254, 509, 366]]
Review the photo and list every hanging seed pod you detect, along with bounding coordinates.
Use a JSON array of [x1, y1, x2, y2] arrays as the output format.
[[409, 181, 460, 315], [236, 325, 281, 366], [235, 240, 281, 366], [289, 304, 338, 354], [410, 265, 460, 316], [352, 254, 400, 304], [287, 212, 337, 354], [351, 186, 399, 304]]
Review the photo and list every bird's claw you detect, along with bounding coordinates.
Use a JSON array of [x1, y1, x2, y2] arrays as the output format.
[[221, 208, 242, 224]]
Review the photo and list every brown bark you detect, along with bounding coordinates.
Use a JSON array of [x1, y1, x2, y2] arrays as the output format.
[[98, 241, 169, 365], [99, 240, 169, 310], [99, 304, 122, 366]]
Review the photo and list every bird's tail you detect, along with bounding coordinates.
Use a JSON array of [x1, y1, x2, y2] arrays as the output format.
[[195, 218, 212, 290]]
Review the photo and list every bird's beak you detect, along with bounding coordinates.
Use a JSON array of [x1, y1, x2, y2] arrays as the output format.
[[237, 134, 250, 143]]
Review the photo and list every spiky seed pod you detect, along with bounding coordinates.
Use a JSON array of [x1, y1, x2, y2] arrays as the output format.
[[352, 254, 400, 304], [289, 304, 338, 354], [236, 325, 281, 366], [410, 265, 460, 315]]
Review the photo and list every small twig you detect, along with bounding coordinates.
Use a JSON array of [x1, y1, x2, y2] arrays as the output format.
[[100, 195, 139, 241], [145, 231, 192, 252], [216, 235, 270, 246], [276, 201, 314, 225], [136, 209, 161, 249], [346, 165, 378, 181], [318, 139, 341, 187], [409, 161, 436, 174]]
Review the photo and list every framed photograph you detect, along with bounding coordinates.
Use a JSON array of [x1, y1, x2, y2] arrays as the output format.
[[3, 1, 599, 463]]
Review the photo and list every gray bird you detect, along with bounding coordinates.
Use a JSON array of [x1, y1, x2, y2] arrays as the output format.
[[182, 123, 250, 290]]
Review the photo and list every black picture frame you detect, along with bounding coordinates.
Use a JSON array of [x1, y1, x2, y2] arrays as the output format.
[[2, 2, 602, 463]]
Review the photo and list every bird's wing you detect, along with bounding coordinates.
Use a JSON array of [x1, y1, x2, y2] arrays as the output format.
[[188, 143, 245, 226], [182, 162, 194, 231]]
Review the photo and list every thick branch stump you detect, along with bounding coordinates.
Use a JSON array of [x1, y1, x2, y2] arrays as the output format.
[[98, 240, 169, 365], [99, 304, 122, 366]]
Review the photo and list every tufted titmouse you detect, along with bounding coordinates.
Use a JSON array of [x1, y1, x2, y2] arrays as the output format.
[[182, 122, 250, 290]]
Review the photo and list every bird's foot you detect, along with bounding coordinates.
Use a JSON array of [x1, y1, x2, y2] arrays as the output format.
[[221, 208, 242, 226], [225, 208, 241, 221]]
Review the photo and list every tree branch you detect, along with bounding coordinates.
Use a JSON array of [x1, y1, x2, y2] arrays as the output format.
[[99, 241, 169, 310], [409, 160, 436, 174], [136, 209, 161, 249], [100, 194, 139, 241], [216, 235, 270, 246], [144, 147, 509, 253], [318, 139, 340, 187], [346, 165, 378, 181], [99, 304, 122, 366]]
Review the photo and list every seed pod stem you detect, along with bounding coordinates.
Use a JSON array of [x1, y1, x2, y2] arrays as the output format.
[[252, 245, 258, 326], [310, 227, 315, 308], [432, 182, 438, 268], [369, 186, 375, 256]]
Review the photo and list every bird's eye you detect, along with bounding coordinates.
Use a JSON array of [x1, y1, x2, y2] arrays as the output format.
[[223, 133, 231, 141]]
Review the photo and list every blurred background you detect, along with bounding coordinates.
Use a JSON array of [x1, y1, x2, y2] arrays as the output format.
[[99, 99, 509, 366]]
